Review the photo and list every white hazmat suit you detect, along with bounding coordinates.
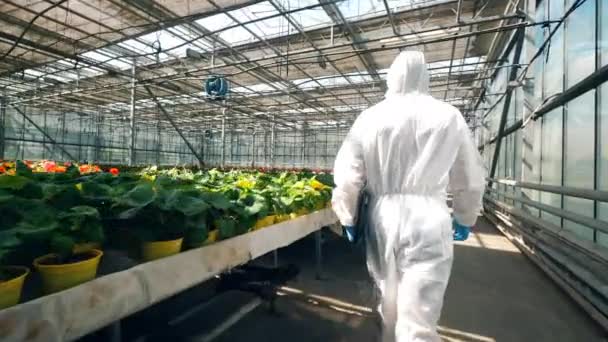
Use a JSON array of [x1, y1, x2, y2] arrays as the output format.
[[332, 51, 485, 342]]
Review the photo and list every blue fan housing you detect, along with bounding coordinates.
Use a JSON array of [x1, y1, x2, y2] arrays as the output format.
[[205, 76, 229, 100]]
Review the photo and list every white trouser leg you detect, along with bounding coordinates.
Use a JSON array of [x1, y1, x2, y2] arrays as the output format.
[[394, 242, 453, 342]]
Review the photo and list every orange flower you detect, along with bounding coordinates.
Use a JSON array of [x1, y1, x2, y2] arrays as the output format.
[[79, 165, 90, 174], [109, 168, 119, 176], [55, 166, 67, 173], [0, 166, 5, 173]]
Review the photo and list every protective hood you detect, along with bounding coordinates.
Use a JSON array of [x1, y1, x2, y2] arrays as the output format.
[[385, 51, 430, 97]]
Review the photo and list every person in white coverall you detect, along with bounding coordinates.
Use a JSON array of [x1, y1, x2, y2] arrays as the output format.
[[331, 51, 485, 342]]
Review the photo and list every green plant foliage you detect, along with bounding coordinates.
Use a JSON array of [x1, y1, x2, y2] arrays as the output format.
[[0, 165, 334, 266]]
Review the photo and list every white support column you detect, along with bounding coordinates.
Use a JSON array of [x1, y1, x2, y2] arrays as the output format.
[[270, 115, 276, 167], [301, 121, 307, 168], [128, 59, 136, 166], [251, 128, 257, 168], [221, 109, 226, 168]]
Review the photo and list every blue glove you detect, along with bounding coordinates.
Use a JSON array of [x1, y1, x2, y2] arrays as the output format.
[[343, 225, 357, 243], [453, 220, 471, 241]]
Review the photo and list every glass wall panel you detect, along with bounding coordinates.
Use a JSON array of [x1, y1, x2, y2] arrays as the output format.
[[565, 0, 596, 87], [598, 84, 608, 247], [564, 91, 595, 240], [544, 0, 564, 98], [600, 0, 608, 67], [540, 108, 563, 226]]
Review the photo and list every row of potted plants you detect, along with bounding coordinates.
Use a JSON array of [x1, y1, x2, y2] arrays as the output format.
[[0, 162, 333, 310]]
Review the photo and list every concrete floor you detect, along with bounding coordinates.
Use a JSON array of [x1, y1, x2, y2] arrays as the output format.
[[106, 217, 606, 342], [209, 217, 606, 342]]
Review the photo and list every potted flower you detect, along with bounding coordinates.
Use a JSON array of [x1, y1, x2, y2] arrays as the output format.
[[0, 198, 29, 309], [33, 205, 104, 294], [0, 176, 39, 308], [114, 183, 210, 261]]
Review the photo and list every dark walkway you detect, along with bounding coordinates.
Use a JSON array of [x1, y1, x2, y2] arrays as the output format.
[[212, 217, 605, 342], [115, 217, 605, 342]]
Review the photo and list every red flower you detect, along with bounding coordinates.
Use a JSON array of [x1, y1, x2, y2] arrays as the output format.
[[43, 161, 56, 173], [109, 168, 119, 176], [0, 166, 5, 173]]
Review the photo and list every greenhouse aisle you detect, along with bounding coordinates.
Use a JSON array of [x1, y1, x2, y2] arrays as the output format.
[[149, 218, 606, 342]]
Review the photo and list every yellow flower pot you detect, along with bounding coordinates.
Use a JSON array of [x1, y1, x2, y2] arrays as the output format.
[[253, 215, 277, 230], [0, 266, 29, 310], [276, 214, 290, 223], [141, 238, 183, 262], [204, 230, 219, 245], [34, 249, 103, 294], [73, 242, 101, 254], [295, 208, 309, 217]]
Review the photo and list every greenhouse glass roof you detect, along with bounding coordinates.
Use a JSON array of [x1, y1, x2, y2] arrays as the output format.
[[0, 0, 522, 130]]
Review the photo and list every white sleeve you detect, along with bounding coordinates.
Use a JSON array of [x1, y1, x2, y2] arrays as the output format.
[[331, 122, 366, 227], [448, 117, 485, 226]]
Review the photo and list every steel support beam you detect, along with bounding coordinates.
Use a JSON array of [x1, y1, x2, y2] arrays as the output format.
[[9, 104, 76, 160], [382, 0, 400, 36], [0, 96, 5, 159], [487, 28, 525, 186], [456, 0, 464, 23], [319, 0, 381, 83], [488, 178, 608, 203], [487, 189, 608, 235], [143, 86, 204, 166], [481, 62, 608, 149]]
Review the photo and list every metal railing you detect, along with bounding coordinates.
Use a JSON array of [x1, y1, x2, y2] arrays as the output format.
[[482, 177, 608, 330]]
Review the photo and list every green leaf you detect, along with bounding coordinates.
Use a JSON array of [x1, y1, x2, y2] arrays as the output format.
[[79, 181, 113, 201], [14, 220, 58, 242], [42, 183, 81, 209], [216, 218, 237, 239], [58, 205, 100, 220], [50, 234, 75, 260], [115, 183, 156, 208], [184, 223, 208, 247], [242, 196, 267, 217], [65, 164, 80, 178], [16, 161, 32, 177], [0, 190, 14, 203], [0, 230, 21, 249], [0, 175, 30, 190], [175, 193, 210, 217], [116, 207, 143, 219], [201, 192, 233, 210], [80, 221, 104, 243]]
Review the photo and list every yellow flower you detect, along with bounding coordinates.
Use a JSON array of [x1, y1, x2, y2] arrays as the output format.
[[75, 183, 83, 191], [142, 174, 156, 181], [236, 179, 255, 189], [310, 179, 327, 190]]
